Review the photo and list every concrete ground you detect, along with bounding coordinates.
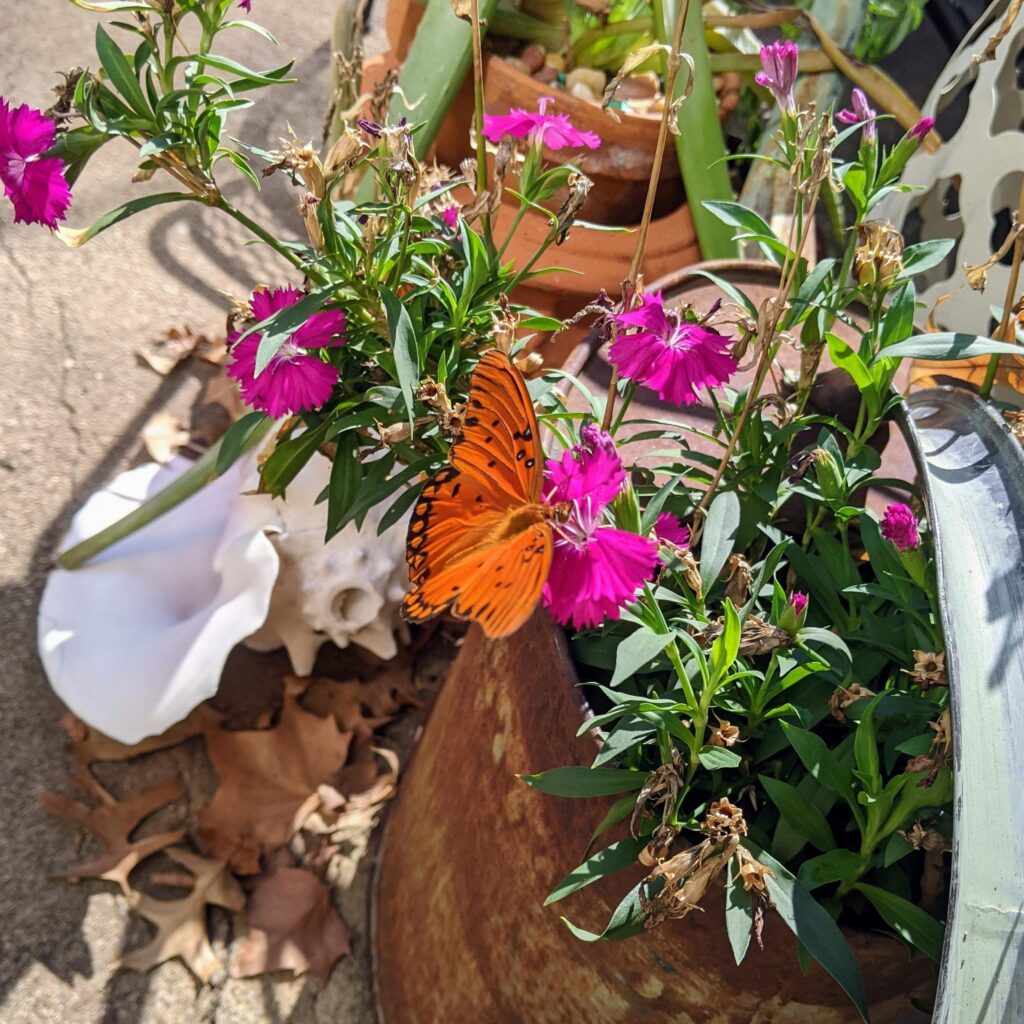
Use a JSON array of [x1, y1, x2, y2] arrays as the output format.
[[0, 2, 388, 1021]]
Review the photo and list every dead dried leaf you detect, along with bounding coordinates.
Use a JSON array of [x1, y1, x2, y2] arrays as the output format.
[[198, 678, 354, 874], [41, 770, 186, 895], [137, 325, 209, 376], [202, 371, 249, 422], [120, 847, 245, 983], [142, 411, 191, 464], [230, 866, 350, 982], [60, 706, 219, 764]]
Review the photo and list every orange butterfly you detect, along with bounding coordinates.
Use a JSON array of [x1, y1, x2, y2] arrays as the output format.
[[402, 350, 552, 638]]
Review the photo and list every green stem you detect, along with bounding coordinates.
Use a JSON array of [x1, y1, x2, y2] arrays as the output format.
[[469, 0, 493, 250], [215, 197, 321, 279], [57, 418, 276, 571], [497, 201, 528, 260]]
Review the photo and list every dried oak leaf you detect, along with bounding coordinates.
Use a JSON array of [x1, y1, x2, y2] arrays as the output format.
[[137, 325, 209, 376], [230, 866, 351, 982], [198, 678, 353, 874], [120, 846, 245, 983], [142, 411, 191, 464], [41, 769, 186, 896], [60, 705, 220, 764]]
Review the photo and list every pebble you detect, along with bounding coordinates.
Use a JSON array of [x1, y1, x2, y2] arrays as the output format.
[[565, 67, 606, 97], [616, 72, 659, 101], [519, 44, 546, 74], [544, 52, 565, 71], [569, 82, 598, 102]]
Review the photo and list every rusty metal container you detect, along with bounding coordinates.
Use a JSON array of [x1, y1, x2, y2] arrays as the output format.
[[372, 611, 932, 1023]]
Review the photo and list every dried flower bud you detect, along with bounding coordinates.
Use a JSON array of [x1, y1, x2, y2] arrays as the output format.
[[376, 420, 413, 446], [514, 352, 544, 374], [555, 172, 593, 244], [701, 799, 747, 843], [828, 683, 875, 722], [709, 718, 741, 748], [903, 650, 948, 690], [265, 133, 326, 198], [1005, 409, 1024, 443], [491, 296, 520, 354], [853, 220, 904, 290], [299, 193, 323, 249], [725, 554, 753, 606], [734, 845, 775, 894], [324, 129, 368, 178], [900, 822, 951, 853]]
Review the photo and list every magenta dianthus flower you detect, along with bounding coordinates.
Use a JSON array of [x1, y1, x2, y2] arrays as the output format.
[[440, 204, 459, 231], [239, 0, 252, 10], [654, 512, 690, 549], [880, 502, 920, 552], [482, 97, 601, 151], [0, 97, 71, 228], [837, 88, 877, 142], [908, 117, 935, 142], [755, 41, 799, 115], [541, 430, 657, 630], [609, 292, 737, 407], [788, 592, 808, 617], [226, 286, 346, 418]]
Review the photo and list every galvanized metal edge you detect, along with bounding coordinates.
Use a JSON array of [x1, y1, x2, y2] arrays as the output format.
[[899, 387, 1024, 1024]]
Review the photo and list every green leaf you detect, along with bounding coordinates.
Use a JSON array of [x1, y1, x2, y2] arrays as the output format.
[[44, 125, 111, 186], [544, 838, 645, 905], [518, 767, 647, 798], [872, 332, 1024, 364], [853, 883, 945, 963], [325, 433, 362, 540], [381, 288, 419, 428], [378, 482, 421, 534], [95, 24, 151, 117], [189, 53, 295, 88], [780, 722, 851, 797], [900, 238, 955, 278], [710, 599, 741, 682], [725, 860, 754, 964], [761, 775, 836, 853], [749, 842, 870, 1021], [583, 794, 636, 856], [698, 745, 742, 770], [700, 489, 741, 593], [57, 192, 200, 247], [561, 885, 646, 941], [825, 333, 876, 401], [702, 201, 777, 261], [611, 627, 672, 686], [879, 282, 916, 350], [853, 695, 883, 795], [214, 411, 266, 477], [797, 849, 862, 891]]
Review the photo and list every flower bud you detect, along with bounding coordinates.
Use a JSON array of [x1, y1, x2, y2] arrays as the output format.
[[778, 591, 808, 635], [323, 129, 368, 178], [812, 447, 845, 506], [853, 220, 904, 290]]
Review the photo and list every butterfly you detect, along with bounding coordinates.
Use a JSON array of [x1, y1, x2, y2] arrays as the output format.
[[402, 350, 552, 638]]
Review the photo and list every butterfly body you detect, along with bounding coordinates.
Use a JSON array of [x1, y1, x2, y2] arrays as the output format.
[[402, 350, 551, 638]]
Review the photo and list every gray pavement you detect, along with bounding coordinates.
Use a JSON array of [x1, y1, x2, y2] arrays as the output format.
[[0, 2, 384, 1020]]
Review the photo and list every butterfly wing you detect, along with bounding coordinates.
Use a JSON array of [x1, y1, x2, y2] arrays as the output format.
[[402, 351, 549, 638]]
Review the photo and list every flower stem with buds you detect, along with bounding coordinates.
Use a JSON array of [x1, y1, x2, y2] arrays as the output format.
[[468, 0, 494, 249], [600, 0, 692, 432]]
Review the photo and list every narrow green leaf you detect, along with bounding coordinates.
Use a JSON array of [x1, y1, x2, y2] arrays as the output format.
[[259, 421, 329, 498], [610, 627, 673, 686], [854, 883, 945, 963], [325, 434, 363, 540], [57, 193, 199, 247], [900, 238, 955, 277], [872, 332, 1024, 364], [95, 24, 151, 116], [853, 695, 883, 794], [583, 795, 636, 856], [190, 53, 295, 88], [518, 767, 647, 798], [797, 849, 862, 891], [725, 860, 754, 964], [380, 288, 419, 428], [215, 411, 266, 477], [378, 483, 422, 534], [562, 885, 646, 941], [780, 722, 852, 796], [545, 838, 644, 905], [749, 842, 870, 1021], [698, 745, 742, 770], [700, 489, 741, 593], [761, 775, 836, 853]]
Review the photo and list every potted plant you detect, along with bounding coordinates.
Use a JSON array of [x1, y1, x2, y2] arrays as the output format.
[[371, 28, 1024, 1024]]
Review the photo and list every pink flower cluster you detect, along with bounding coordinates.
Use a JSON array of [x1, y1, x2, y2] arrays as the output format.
[[541, 426, 660, 630], [610, 292, 737, 407], [483, 97, 601, 151], [837, 88, 877, 143], [880, 502, 920, 552], [0, 97, 71, 228], [755, 41, 799, 115], [226, 286, 347, 418]]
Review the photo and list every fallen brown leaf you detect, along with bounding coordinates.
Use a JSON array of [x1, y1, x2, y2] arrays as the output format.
[[60, 706, 219, 764], [120, 847, 245, 983], [198, 678, 354, 874], [137, 325, 210, 376], [142, 411, 191, 464], [41, 769, 186, 896], [230, 866, 350, 982], [202, 371, 249, 422]]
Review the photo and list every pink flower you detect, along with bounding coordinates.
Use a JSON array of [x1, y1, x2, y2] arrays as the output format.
[[482, 97, 601, 151], [779, 591, 808, 634], [544, 425, 625, 510], [788, 592, 808, 616], [542, 500, 659, 630], [754, 41, 799, 115], [837, 88, 877, 142], [880, 502, 920, 552], [609, 292, 737, 407], [908, 117, 935, 142], [654, 512, 690, 549], [226, 286, 346, 417], [0, 97, 71, 228], [440, 204, 459, 231], [541, 427, 657, 630], [239, 0, 252, 10]]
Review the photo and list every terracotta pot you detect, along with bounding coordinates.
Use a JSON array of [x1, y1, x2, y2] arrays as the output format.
[[373, 611, 934, 1024]]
